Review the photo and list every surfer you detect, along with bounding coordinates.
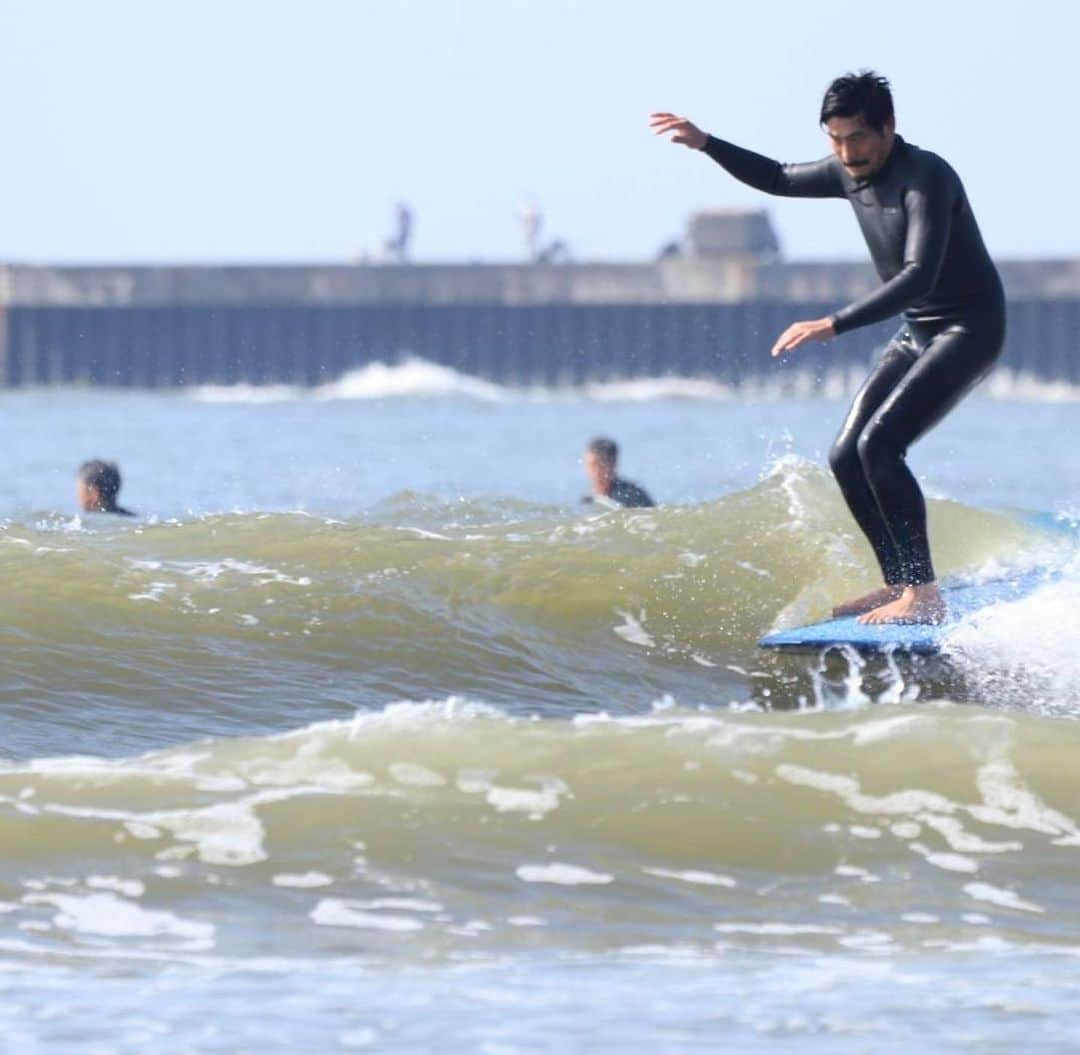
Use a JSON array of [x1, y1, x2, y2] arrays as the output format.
[[77, 459, 135, 516], [651, 71, 1005, 624], [582, 437, 655, 509]]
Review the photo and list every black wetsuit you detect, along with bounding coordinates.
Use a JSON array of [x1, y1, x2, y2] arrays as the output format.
[[703, 134, 1005, 585], [583, 477, 655, 509]]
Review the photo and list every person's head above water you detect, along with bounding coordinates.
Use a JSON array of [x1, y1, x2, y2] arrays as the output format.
[[584, 436, 618, 496], [77, 459, 130, 514], [820, 70, 896, 182]]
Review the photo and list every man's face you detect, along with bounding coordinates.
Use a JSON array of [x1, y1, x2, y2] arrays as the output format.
[[825, 114, 895, 180], [584, 450, 615, 494], [77, 479, 101, 512]]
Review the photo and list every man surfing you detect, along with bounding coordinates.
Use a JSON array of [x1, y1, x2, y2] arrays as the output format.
[[651, 71, 1005, 624]]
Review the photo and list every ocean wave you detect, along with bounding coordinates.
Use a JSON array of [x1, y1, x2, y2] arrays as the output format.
[[984, 369, 1080, 403], [1, 459, 1066, 761], [189, 359, 511, 404], [185, 357, 1080, 405], [186, 358, 791, 405], [0, 700, 1078, 964]]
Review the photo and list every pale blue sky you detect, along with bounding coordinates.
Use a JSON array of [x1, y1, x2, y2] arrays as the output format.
[[0, 0, 1070, 263]]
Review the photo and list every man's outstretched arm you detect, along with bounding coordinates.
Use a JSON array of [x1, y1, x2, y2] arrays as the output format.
[[650, 113, 843, 198]]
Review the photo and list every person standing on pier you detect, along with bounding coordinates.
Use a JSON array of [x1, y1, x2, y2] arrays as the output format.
[[651, 71, 1006, 625], [384, 202, 413, 262]]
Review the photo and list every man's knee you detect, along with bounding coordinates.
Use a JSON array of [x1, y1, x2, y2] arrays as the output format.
[[828, 435, 859, 484], [856, 421, 898, 482]]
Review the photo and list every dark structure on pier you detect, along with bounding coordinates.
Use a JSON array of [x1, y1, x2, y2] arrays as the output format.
[[2, 212, 1078, 389]]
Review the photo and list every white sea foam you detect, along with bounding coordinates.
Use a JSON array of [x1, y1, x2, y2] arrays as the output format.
[[910, 844, 980, 874], [642, 868, 736, 888], [388, 763, 447, 787], [971, 758, 1080, 844], [24, 892, 214, 945], [350, 898, 443, 913], [272, 872, 335, 888], [918, 814, 1022, 854], [127, 581, 177, 603], [86, 875, 145, 898], [143, 800, 268, 867], [613, 609, 655, 648], [583, 377, 736, 402], [837, 931, 895, 949], [963, 882, 1044, 914], [516, 864, 614, 885], [775, 764, 956, 817], [176, 557, 312, 587], [191, 359, 508, 404], [486, 781, 565, 817], [188, 382, 304, 404], [946, 567, 1080, 716], [713, 923, 842, 936], [345, 697, 508, 731], [318, 360, 508, 401], [310, 899, 425, 931], [777, 761, 1048, 871]]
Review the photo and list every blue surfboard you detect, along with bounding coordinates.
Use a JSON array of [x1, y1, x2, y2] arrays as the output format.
[[758, 570, 1052, 655]]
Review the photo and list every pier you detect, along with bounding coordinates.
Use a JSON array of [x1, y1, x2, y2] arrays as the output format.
[[2, 212, 1078, 388]]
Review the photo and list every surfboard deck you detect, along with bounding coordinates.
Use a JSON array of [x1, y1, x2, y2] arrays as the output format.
[[758, 571, 1051, 655]]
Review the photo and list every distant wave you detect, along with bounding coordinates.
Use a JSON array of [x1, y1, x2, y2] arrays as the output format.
[[187, 357, 1080, 405], [583, 377, 737, 401], [984, 369, 1080, 403], [188, 358, 747, 404], [190, 359, 508, 403]]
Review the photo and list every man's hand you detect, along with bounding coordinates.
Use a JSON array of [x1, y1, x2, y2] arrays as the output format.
[[770, 317, 835, 358], [649, 112, 707, 150]]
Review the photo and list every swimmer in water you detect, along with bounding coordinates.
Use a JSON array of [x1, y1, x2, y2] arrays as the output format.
[[77, 459, 135, 516], [652, 71, 1005, 624], [582, 437, 655, 509]]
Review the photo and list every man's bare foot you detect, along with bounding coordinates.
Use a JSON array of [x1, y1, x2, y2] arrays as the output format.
[[832, 585, 903, 618], [857, 583, 947, 625]]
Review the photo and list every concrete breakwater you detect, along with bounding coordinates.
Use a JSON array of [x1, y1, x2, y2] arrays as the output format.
[[2, 249, 1078, 389]]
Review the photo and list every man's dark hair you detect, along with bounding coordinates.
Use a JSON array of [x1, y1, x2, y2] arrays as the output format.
[[587, 437, 618, 464], [79, 459, 122, 507], [819, 71, 894, 132]]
